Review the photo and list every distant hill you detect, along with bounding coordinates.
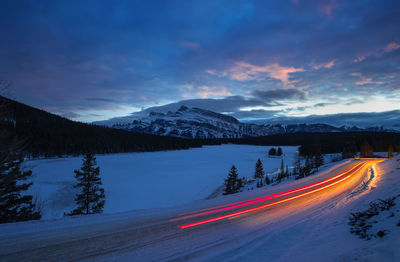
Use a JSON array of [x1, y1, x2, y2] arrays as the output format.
[[99, 105, 398, 139], [0, 96, 215, 157]]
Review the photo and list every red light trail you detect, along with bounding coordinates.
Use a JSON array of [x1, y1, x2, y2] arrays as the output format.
[[176, 160, 381, 229]]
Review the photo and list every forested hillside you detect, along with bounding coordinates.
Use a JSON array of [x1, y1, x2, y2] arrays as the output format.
[[0, 96, 219, 157]]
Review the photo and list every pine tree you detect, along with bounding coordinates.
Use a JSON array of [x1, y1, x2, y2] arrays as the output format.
[[69, 153, 105, 215], [304, 157, 312, 176], [277, 159, 285, 182], [342, 141, 357, 159], [260, 179, 263, 187], [223, 165, 241, 195], [254, 159, 264, 179], [299, 157, 311, 178], [277, 147, 283, 156], [256, 181, 260, 188], [0, 151, 41, 223], [237, 177, 243, 190], [388, 144, 394, 159], [314, 153, 324, 169], [293, 153, 301, 177], [268, 148, 276, 156], [265, 174, 270, 185], [360, 141, 373, 158], [285, 165, 289, 178]]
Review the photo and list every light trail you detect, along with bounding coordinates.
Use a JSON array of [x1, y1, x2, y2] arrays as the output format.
[[172, 161, 367, 222], [178, 160, 381, 229]]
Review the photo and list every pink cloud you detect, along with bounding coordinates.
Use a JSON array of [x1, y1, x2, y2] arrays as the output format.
[[353, 42, 400, 63], [384, 42, 400, 52], [195, 86, 232, 98], [229, 62, 304, 86], [311, 59, 336, 70], [351, 72, 383, 86], [355, 77, 373, 86]]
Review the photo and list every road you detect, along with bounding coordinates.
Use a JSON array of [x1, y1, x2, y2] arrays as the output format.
[[0, 159, 383, 261]]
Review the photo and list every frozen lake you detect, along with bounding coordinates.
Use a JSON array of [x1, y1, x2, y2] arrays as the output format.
[[25, 144, 298, 219]]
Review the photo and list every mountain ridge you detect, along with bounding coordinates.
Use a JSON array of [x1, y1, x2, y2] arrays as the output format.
[[106, 105, 398, 139]]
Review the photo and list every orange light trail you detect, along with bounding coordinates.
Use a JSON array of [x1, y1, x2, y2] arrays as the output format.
[[178, 160, 380, 229], [172, 162, 366, 222]]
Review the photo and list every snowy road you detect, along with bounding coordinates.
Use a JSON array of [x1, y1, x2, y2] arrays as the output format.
[[0, 159, 384, 261]]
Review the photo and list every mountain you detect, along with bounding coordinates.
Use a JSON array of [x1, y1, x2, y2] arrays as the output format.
[[0, 96, 212, 157], [106, 105, 397, 139]]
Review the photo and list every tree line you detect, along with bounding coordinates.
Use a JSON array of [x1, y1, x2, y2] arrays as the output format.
[[233, 132, 400, 157]]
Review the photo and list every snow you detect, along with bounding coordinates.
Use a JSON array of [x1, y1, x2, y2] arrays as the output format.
[[3, 145, 399, 261], [222, 154, 400, 262], [24, 145, 298, 219]]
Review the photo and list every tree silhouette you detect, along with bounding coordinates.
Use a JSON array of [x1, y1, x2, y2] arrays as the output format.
[[223, 165, 242, 195], [254, 159, 264, 179], [69, 153, 105, 215]]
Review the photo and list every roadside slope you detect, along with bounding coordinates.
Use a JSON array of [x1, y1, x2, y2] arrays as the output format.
[[222, 156, 400, 262]]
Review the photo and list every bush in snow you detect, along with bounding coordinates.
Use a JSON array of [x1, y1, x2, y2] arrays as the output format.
[[349, 197, 397, 240]]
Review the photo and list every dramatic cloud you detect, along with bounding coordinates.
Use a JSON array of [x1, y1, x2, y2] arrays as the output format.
[[0, 0, 399, 123], [97, 89, 310, 124]]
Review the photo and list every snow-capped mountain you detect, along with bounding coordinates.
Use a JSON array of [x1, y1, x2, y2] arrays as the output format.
[[112, 105, 243, 138], [107, 105, 396, 138]]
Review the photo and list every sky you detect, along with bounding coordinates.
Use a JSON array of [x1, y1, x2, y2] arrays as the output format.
[[0, 0, 399, 124]]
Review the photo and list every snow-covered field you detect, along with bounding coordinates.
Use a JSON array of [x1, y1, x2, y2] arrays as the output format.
[[25, 145, 298, 219], [2, 152, 399, 261]]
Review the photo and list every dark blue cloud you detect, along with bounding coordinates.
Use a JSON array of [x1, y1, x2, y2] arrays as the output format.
[[0, 0, 399, 122]]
